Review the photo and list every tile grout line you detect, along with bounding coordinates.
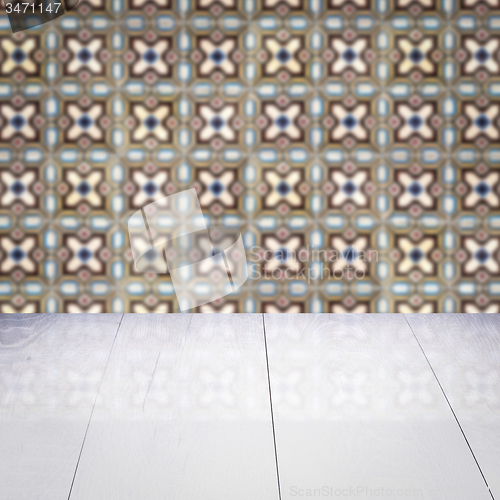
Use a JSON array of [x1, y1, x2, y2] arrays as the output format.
[[403, 314, 495, 500], [262, 313, 282, 500], [66, 313, 125, 500]]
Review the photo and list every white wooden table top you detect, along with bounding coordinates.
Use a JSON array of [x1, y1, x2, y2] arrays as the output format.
[[0, 313, 498, 500]]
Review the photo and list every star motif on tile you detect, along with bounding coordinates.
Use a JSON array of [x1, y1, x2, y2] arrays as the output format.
[[396, 303, 436, 313], [131, 39, 171, 76], [397, 0, 434, 7], [198, 170, 237, 207], [131, 169, 168, 207], [64, 236, 105, 274], [262, 235, 304, 274], [264, 169, 303, 208], [197, 104, 237, 143], [65, 303, 105, 313], [264, 303, 303, 313], [64, 170, 104, 208], [0, 38, 38, 75], [131, 104, 171, 142], [396, 171, 435, 209], [462, 0, 499, 6], [130, 0, 169, 7], [463, 303, 500, 313], [462, 237, 500, 275], [80, 0, 104, 6], [463, 103, 500, 142], [198, 0, 235, 8], [264, 37, 304, 76], [264, 0, 301, 8], [65, 37, 104, 75], [0, 302, 38, 313], [0, 103, 38, 141], [397, 37, 436, 75], [329, 0, 369, 6], [330, 303, 370, 313], [131, 302, 171, 313], [396, 237, 436, 275], [262, 102, 303, 142], [0, 169, 38, 207], [331, 103, 369, 142], [463, 171, 500, 208], [395, 103, 435, 142], [331, 236, 370, 275], [463, 37, 500, 74], [66, 104, 104, 142], [0, 235, 37, 274], [330, 37, 369, 75], [330, 169, 369, 207], [198, 38, 237, 76]]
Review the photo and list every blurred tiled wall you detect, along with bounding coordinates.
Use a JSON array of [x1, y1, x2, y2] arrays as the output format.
[[0, 0, 500, 312]]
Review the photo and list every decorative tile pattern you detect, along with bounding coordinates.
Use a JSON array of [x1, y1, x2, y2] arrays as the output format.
[[1, 0, 500, 313]]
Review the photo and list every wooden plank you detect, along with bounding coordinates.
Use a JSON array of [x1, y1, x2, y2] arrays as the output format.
[[406, 313, 500, 499], [264, 314, 492, 500], [0, 314, 123, 500], [69, 314, 279, 500]]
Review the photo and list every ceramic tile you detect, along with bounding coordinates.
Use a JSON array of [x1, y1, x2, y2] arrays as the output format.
[[0, 0, 499, 312]]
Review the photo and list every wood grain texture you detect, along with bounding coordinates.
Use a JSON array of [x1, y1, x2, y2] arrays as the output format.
[[69, 314, 279, 500], [0, 314, 123, 500], [264, 314, 491, 500], [405, 313, 500, 499]]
